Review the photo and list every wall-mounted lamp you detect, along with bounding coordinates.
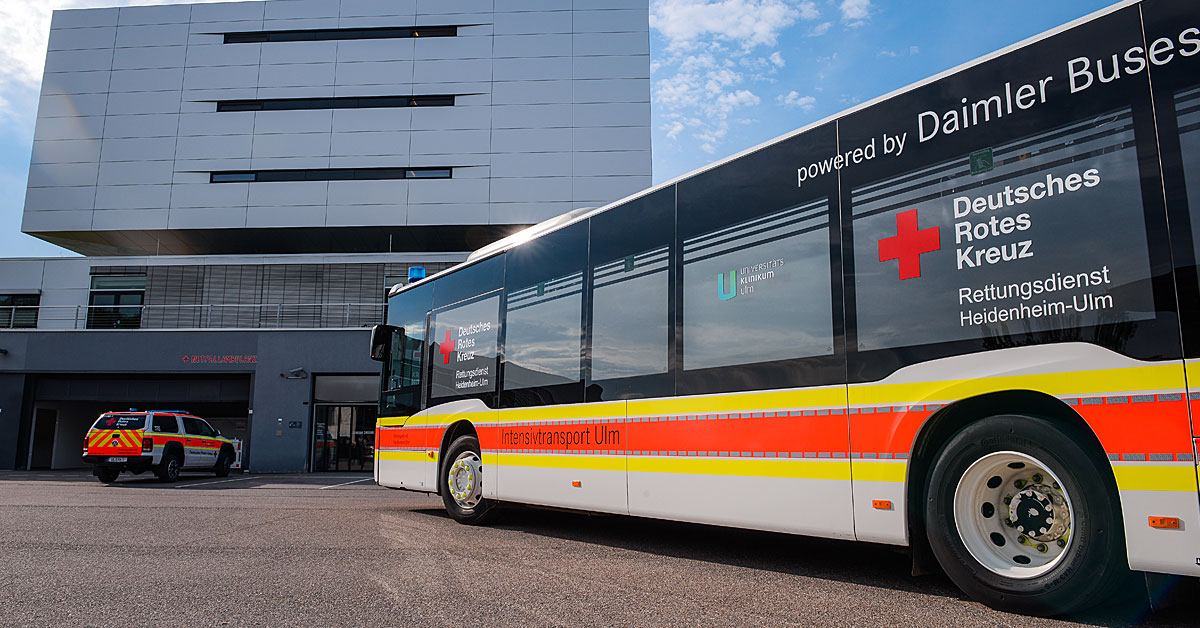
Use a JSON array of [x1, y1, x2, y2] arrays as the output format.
[[281, 367, 308, 379]]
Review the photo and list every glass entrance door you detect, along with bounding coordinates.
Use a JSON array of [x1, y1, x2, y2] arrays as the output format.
[[311, 405, 377, 472]]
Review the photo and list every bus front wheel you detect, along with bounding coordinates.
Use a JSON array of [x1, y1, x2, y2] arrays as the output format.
[[441, 435, 495, 525], [925, 414, 1130, 616]]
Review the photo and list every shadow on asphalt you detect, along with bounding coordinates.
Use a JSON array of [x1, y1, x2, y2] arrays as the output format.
[[412, 503, 1200, 628], [0, 469, 373, 490]]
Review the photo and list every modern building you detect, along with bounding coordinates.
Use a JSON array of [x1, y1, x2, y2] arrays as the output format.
[[0, 0, 651, 472]]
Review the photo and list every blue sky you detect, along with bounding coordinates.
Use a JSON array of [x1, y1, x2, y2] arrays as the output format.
[[0, 0, 1116, 258]]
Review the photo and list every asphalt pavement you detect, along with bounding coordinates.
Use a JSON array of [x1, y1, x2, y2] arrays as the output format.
[[1, 470, 1196, 628]]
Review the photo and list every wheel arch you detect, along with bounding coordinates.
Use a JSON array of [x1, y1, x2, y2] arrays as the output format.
[[437, 419, 479, 494], [904, 389, 1117, 572], [162, 440, 185, 465]]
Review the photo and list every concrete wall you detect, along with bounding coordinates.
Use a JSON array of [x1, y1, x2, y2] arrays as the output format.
[[0, 328, 378, 472], [25, 0, 651, 245]]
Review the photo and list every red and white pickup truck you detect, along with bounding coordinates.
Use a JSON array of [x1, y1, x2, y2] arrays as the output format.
[[82, 410, 242, 483]]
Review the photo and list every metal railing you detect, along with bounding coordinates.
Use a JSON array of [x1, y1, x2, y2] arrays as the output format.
[[0, 303, 385, 330], [0, 306, 39, 329]]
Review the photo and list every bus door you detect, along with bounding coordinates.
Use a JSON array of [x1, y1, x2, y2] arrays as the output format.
[[622, 146, 854, 539], [424, 260, 505, 496], [491, 221, 629, 512], [1147, 1, 1200, 447], [1144, 2, 1200, 535]]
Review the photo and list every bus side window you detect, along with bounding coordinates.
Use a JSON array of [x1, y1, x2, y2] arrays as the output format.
[[501, 221, 587, 407], [587, 187, 676, 400]]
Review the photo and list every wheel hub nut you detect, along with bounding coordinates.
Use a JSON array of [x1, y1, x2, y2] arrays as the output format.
[[1007, 484, 1070, 542]]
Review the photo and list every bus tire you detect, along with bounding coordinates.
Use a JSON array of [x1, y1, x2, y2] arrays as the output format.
[[925, 414, 1130, 616], [95, 468, 120, 484], [441, 435, 495, 525]]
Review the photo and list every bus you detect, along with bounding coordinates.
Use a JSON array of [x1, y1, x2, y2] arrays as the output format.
[[369, 0, 1200, 616]]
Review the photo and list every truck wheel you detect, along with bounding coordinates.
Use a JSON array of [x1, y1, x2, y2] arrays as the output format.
[[95, 468, 120, 484], [441, 435, 495, 525], [156, 452, 182, 483], [214, 450, 233, 477], [925, 414, 1130, 616]]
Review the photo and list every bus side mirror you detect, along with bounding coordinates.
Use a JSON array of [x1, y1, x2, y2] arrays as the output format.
[[369, 324, 396, 362]]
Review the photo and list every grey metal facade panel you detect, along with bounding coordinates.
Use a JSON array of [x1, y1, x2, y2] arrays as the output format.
[[25, 0, 652, 256]]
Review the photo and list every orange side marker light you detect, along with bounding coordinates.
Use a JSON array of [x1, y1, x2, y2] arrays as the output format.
[[872, 500, 893, 510], [571, 481, 582, 488], [1148, 516, 1180, 529]]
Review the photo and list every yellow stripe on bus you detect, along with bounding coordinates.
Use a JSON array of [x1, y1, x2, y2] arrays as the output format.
[[850, 363, 1185, 405], [380, 364, 1188, 431], [496, 453, 626, 472], [851, 460, 908, 483], [1111, 464, 1199, 493], [628, 457, 850, 480], [630, 386, 845, 415], [376, 451, 428, 462], [496, 402, 627, 422]]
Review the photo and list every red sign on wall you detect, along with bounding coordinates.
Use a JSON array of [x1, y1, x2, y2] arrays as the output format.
[[182, 355, 258, 364]]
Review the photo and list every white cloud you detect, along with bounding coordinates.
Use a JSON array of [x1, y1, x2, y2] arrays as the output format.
[[718, 89, 760, 110], [0, 1, 227, 132], [839, 0, 871, 26], [809, 21, 832, 37], [877, 49, 897, 57], [797, 1, 819, 20], [909, 45, 920, 55], [651, 1, 820, 155], [651, 0, 819, 51], [780, 91, 815, 110]]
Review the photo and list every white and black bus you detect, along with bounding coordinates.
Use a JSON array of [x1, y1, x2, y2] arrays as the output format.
[[371, 1, 1200, 615]]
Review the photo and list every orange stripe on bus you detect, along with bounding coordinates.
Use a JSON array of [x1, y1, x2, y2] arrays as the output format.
[[377, 393, 1195, 464]]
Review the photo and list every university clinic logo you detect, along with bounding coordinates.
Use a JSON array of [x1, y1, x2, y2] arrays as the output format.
[[879, 208, 940, 279], [717, 270, 737, 301]]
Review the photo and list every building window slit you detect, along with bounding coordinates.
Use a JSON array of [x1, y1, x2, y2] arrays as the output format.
[[208, 168, 453, 183], [215, 95, 456, 113], [223, 26, 457, 44]]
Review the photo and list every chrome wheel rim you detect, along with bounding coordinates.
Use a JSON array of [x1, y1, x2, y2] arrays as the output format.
[[953, 451, 1073, 579], [447, 451, 483, 509]]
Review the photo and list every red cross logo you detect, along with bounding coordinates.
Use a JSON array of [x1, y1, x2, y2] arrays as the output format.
[[878, 209, 941, 280], [439, 330, 455, 364]]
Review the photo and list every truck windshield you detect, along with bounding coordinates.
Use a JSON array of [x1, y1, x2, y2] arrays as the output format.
[[92, 414, 146, 430]]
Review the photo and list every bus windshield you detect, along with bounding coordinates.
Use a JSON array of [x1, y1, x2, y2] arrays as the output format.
[[381, 282, 432, 416]]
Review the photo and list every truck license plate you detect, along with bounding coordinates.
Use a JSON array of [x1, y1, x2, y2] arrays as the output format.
[[107, 456, 127, 463]]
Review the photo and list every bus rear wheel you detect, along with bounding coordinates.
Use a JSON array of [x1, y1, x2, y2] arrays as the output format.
[[441, 435, 495, 525], [925, 414, 1130, 616]]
